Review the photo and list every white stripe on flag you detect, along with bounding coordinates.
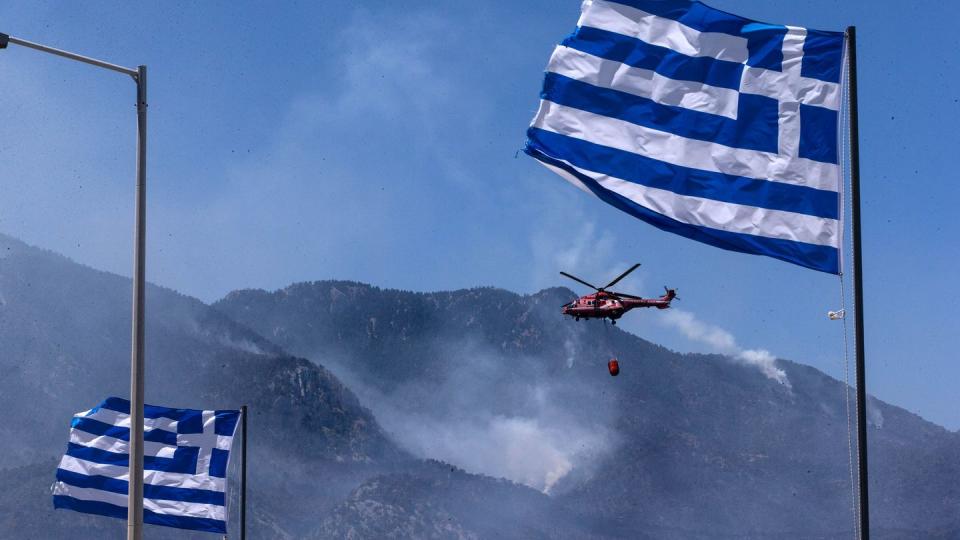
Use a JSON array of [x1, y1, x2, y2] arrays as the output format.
[[69, 428, 176, 459], [548, 46, 740, 119], [52, 482, 226, 521], [537, 159, 594, 195], [579, 0, 749, 64], [57, 455, 226, 492], [531, 99, 840, 191], [545, 158, 838, 247], [81, 407, 179, 433]]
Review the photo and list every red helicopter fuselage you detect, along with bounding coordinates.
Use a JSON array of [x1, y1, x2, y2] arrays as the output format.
[[561, 289, 675, 322], [559, 264, 677, 324]]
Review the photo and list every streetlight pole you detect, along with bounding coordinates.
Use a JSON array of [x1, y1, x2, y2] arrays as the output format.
[[0, 32, 148, 540], [130, 63, 147, 540]]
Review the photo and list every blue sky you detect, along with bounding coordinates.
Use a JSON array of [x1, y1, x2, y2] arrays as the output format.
[[0, 1, 956, 429]]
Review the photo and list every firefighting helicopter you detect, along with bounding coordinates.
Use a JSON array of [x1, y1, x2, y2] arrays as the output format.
[[560, 263, 677, 325]]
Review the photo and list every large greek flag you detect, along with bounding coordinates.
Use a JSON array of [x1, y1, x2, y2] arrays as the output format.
[[526, 0, 845, 274], [53, 397, 240, 534]]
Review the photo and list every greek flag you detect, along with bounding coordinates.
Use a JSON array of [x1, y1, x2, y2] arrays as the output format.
[[526, 0, 845, 274], [52, 397, 240, 534]]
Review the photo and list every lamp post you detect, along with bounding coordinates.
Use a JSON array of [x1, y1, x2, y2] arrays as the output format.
[[0, 32, 148, 540]]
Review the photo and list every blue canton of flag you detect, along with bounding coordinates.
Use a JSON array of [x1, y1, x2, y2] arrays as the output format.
[[525, 0, 845, 274], [52, 397, 240, 534]]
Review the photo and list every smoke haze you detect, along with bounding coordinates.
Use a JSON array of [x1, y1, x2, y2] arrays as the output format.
[[318, 338, 618, 493]]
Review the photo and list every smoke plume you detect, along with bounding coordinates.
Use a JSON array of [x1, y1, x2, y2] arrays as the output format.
[[322, 339, 617, 494], [661, 309, 790, 386]]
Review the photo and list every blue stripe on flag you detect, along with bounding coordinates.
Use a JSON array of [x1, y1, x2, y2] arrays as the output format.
[[175, 410, 203, 434], [215, 411, 240, 436], [56, 469, 225, 504], [802, 30, 845, 83], [611, 0, 749, 34], [145, 428, 179, 445], [541, 72, 779, 153], [71, 417, 128, 440], [150, 483, 224, 505], [66, 442, 128, 467], [53, 496, 227, 534], [54, 494, 126, 520], [144, 509, 227, 534], [564, 26, 744, 90], [527, 128, 838, 219], [526, 147, 839, 274], [799, 104, 839, 164], [65, 442, 199, 474], [210, 448, 230, 478], [739, 23, 787, 71], [56, 468, 129, 495], [99, 397, 209, 426], [608, 0, 788, 70], [145, 447, 199, 474]]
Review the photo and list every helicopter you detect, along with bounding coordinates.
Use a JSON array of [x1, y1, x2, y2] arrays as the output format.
[[560, 263, 677, 325]]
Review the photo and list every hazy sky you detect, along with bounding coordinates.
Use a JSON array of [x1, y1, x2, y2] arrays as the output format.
[[0, 1, 956, 429]]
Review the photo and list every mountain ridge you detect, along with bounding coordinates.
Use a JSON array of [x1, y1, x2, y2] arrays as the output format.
[[216, 278, 960, 538], [3, 232, 958, 538]]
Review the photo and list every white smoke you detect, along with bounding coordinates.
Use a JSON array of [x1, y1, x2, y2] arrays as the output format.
[[867, 397, 885, 429], [379, 410, 611, 494], [527, 198, 632, 294], [661, 309, 790, 387], [321, 340, 617, 494], [564, 336, 578, 368]]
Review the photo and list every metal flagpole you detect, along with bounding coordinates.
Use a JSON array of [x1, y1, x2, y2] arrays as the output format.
[[845, 26, 870, 540], [241, 405, 248, 540], [128, 64, 148, 540], [0, 32, 147, 540]]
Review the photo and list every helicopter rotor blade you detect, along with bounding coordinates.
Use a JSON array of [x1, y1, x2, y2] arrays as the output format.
[[560, 271, 600, 291], [603, 263, 641, 290]]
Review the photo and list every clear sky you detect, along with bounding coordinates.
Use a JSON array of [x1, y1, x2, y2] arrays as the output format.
[[0, 1, 956, 429]]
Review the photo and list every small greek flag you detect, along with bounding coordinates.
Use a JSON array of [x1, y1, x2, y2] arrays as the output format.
[[52, 397, 240, 534], [526, 0, 845, 274]]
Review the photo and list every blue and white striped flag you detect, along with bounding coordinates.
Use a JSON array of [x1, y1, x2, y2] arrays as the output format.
[[526, 0, 845, 274], [53, 397, 240, 534]]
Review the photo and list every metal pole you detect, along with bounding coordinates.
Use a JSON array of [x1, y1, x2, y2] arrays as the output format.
[[127, 64, 148, 540], [241, 405, 248, 540], [845, 26, 870, 540], [3, 34, 138, 77], [0, 32, 147, 540]]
